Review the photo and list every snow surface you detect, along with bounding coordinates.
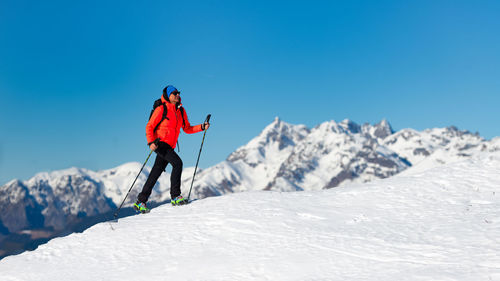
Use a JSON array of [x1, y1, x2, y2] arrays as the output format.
[[1, 152, 499, 280]]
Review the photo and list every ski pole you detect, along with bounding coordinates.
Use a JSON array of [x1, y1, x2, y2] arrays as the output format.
[[113, 149, 154, 219], [187, 114, 211, 201]]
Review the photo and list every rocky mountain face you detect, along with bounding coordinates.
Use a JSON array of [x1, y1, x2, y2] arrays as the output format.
[[188, 118, 495, 198], [1, 117, 498, 258], [0, 164, 185, 258]]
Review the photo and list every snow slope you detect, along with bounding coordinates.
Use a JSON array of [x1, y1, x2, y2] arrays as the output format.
[[1, 152, 499, 281]]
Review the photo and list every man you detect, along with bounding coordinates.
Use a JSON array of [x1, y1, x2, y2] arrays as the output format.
[[134, 85, 210, 213]]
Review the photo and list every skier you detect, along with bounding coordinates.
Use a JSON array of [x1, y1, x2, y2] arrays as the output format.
[[133, 85, 210, 213]]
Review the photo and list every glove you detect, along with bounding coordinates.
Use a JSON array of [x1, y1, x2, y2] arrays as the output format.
[[201, 122, 210, 131]]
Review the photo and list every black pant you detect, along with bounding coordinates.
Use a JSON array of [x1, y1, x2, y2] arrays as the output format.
[[137, 142, 183, 203]]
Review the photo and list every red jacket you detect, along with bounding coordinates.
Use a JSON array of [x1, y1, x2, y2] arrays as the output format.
[[146, 95, 203, 148]]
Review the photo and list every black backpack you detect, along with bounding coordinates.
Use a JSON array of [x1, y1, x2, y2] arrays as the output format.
[[148, 99, 185, 132]]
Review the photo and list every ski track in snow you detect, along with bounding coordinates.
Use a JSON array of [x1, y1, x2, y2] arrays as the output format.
[[1, 154, 500, 280]]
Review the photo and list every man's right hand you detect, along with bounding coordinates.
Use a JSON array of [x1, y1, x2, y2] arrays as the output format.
[[150, 143, 158, 151]]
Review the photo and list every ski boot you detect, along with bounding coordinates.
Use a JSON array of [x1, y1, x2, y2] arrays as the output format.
[[133, 201, 150, 214], [171, 196, 188, 206]]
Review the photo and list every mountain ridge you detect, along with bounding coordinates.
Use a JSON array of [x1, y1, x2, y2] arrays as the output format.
[[1, 117, 498, 259]]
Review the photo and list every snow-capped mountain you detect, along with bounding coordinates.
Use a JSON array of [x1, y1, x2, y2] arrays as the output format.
[[188, 117, 494, 198], [384, 126, 491, 175], [0, 163, 202, 231], [0, 117, 497, 259], [265, 119, 409, 191], [0, 163, 197, 258], [188, 117, 310, 197]]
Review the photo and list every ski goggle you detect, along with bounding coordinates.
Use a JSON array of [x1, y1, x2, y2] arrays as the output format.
[[171, 91, 180, 96]]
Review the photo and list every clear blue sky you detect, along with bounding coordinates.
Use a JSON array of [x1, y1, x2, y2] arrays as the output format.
[[1, 0, 499, 185]]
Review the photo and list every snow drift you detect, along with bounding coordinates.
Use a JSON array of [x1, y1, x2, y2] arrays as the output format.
[[1, 152, 499, 280]]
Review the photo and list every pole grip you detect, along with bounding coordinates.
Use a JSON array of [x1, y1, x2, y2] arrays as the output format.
[[205, 114, 211, 123]]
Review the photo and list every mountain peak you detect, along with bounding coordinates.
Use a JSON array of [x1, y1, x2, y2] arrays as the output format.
[[226, 118, 309, 164], [264, 116, 286, 132], [4, 179, 22, 187], [339, 119, 361, 134], [259, 117, 308, 138], [373, 119, 393, 139]]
